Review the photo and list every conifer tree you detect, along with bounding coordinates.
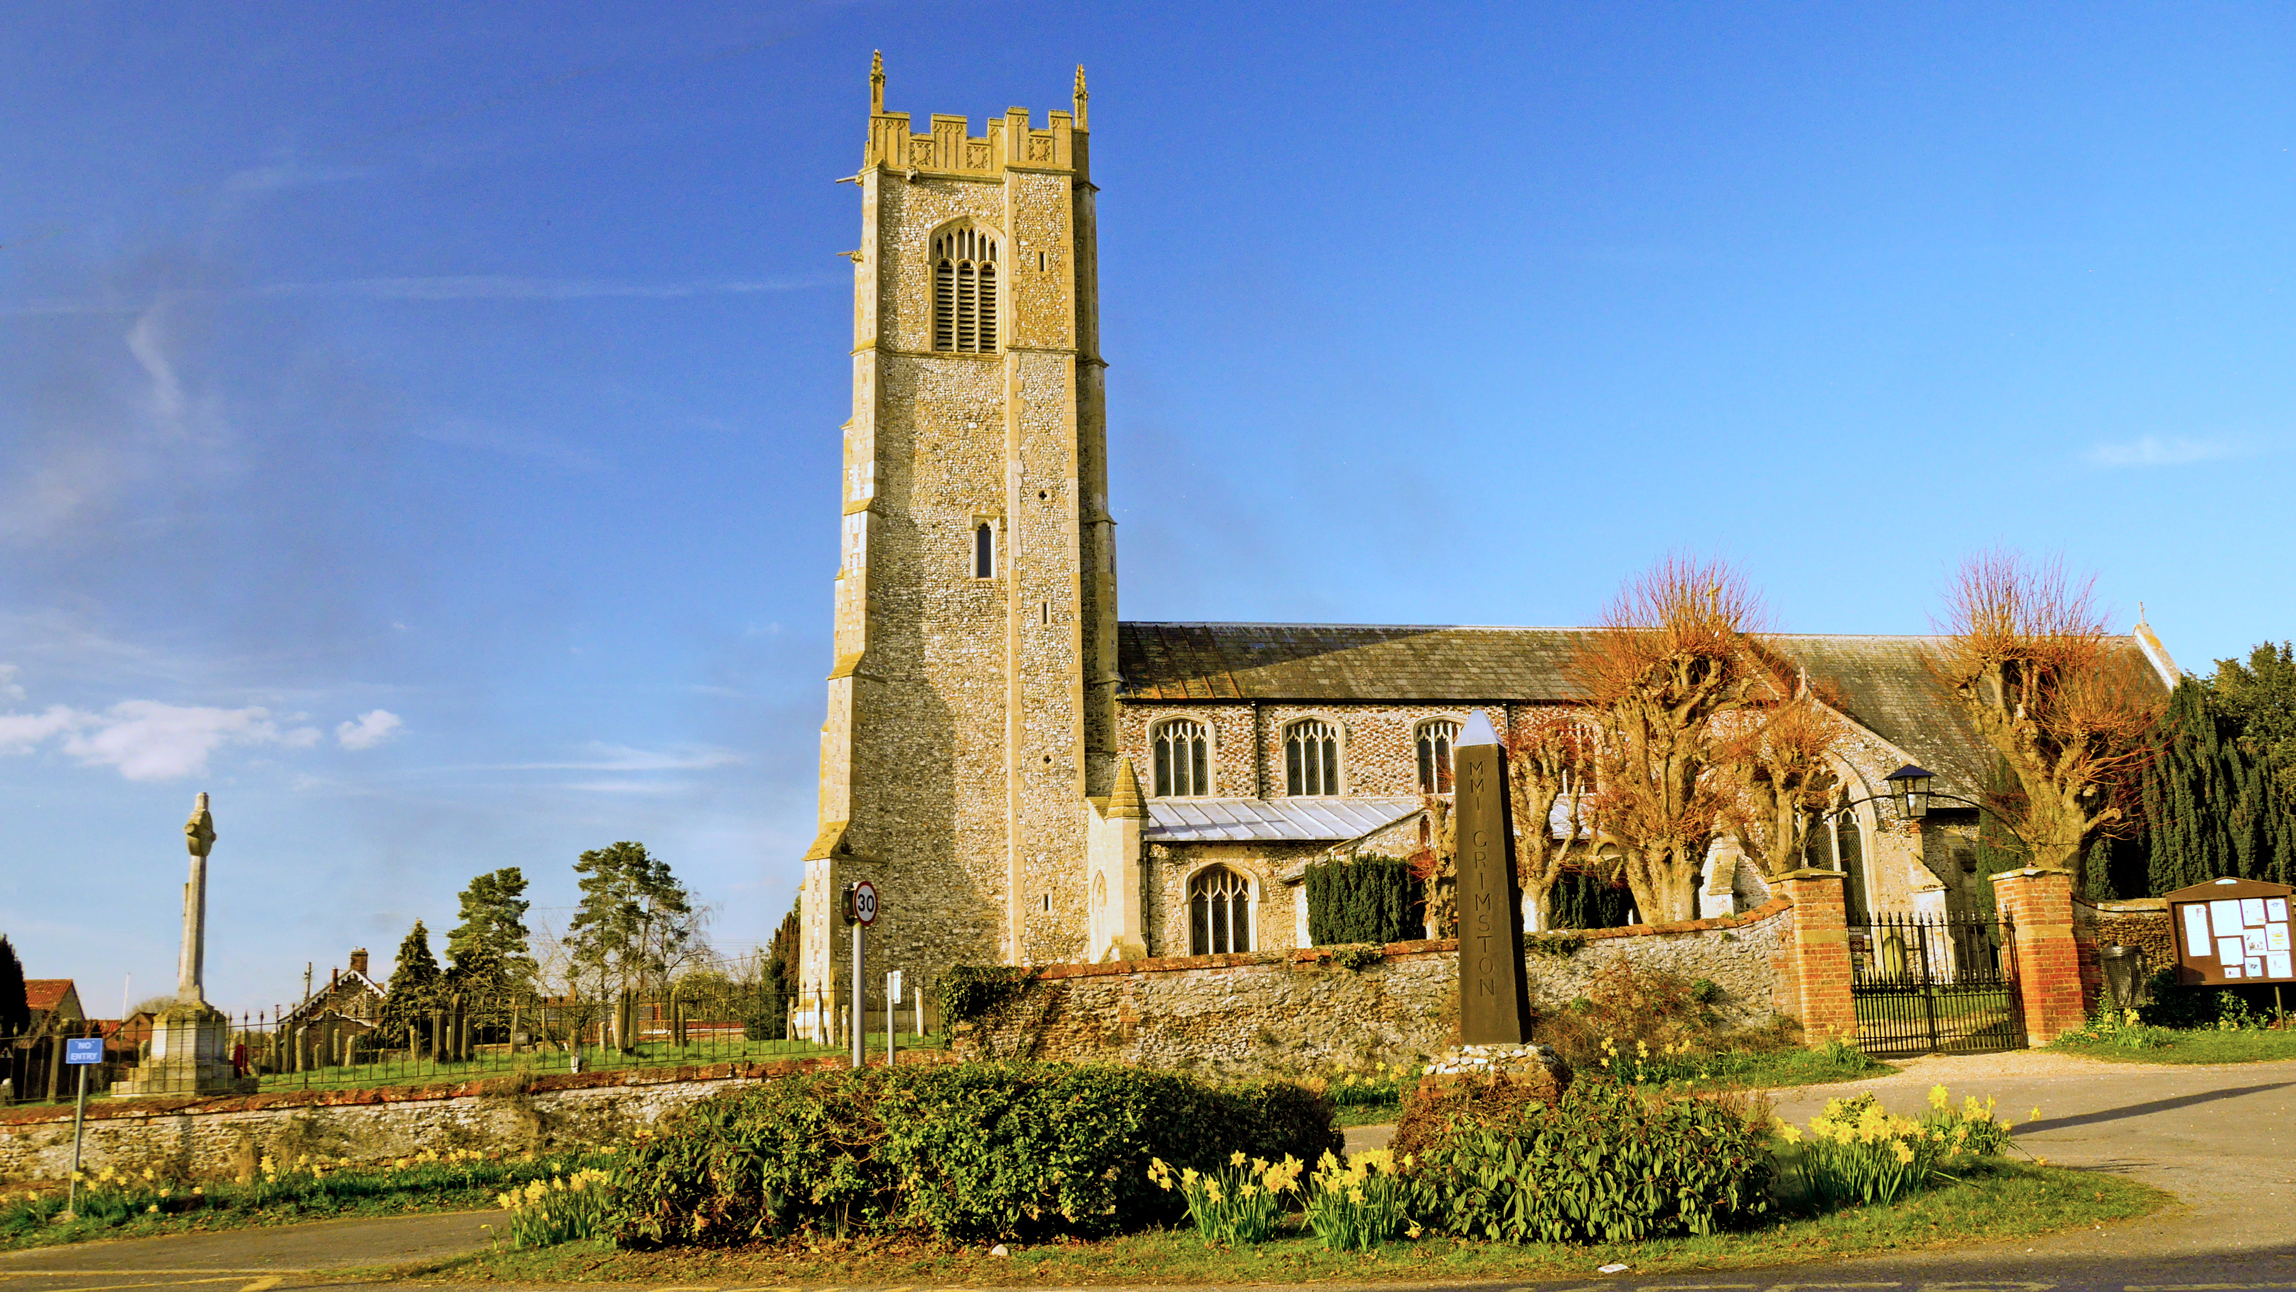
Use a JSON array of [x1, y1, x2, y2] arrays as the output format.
[[0, 935, 27, 1038], [445, 867, 535, 990], [377, 920, 442, 1050]]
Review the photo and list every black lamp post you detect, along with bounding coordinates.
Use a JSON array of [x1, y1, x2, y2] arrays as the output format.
[[1884, 765, 1935, 821]]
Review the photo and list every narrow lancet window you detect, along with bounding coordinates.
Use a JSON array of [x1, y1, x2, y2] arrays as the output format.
[[972, 522, 994, 578]]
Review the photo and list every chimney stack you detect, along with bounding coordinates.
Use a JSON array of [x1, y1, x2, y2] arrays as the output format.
[[349, 948, 369, 977]]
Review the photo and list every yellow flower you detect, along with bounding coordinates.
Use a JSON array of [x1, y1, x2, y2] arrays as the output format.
[[2030, 1106, 2042, 1123], [1229, 1150, 1247, 1168], [1777, 1124, 1802, 1144], [1928, 1085, 1949, 1110]]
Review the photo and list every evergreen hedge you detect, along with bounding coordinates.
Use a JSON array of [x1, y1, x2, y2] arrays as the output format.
[[614, 1061, 1340, 1244], [1305, 854, 1422, 945]]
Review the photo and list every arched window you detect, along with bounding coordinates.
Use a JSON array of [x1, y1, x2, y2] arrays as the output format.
[[972, 522, 995, 578], [1285, 719, 1340, 796], [1189, 866, 1251, 954], [931, 224, 1000, 353], [1802, 810, 1872, 924], [1415, 720, 1459, 794], [1152, 719, 1210, 797]]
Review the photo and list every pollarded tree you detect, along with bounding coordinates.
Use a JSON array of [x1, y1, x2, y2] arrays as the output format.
[[1504, 709, 1599, 931], [1571, 557, 1790, 924], [1935, 553, 2162, 886], [1721, 684, 1849, 882]]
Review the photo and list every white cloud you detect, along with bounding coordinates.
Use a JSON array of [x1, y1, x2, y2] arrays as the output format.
[[58, 701, 313, 780], [2084, 435, 2248, 468], [337, 709, 404, 750], [0, 698, 323, 780], [0, 663, 22, 700]]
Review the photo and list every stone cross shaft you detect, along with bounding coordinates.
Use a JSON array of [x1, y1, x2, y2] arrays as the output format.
[[1454, 714, 1533, 1043], [178, 792, 216, 1005]]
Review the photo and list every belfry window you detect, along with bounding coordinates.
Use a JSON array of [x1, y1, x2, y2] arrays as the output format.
[[972, 522, 995, 578], [1153, 719, 1210, 797], [1415, 720, 1459, 794], [1189, 865, 1251, 955], [1285, 720, 1340, 796], [931, 224, 1000, 353]]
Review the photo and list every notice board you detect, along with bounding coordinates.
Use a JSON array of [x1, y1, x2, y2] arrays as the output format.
[[2162, 877, 2296, 985]]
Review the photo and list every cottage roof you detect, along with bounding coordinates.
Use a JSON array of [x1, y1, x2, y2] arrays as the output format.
[[23, 979, 78, 1014], [1116, 622, 2172, 796]]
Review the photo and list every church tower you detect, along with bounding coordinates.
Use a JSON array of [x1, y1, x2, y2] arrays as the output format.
[[797, 58, 1120, 1036]]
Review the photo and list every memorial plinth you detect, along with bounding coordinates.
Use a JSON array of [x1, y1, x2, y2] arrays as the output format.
[[1452, 714, 1533, 1044], [114, 793, 252, 1097]]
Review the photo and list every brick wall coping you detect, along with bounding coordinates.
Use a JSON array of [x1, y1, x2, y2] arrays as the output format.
[[1031, 896, 1793, 983], [0, 1050, 953, 1130]]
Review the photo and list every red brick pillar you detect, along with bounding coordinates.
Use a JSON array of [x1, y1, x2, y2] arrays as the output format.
[[1779, 868, 1856, 1046], [1993, 867, 2086, 1046]]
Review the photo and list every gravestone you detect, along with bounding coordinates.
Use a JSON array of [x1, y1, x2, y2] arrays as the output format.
[[115, 794, 249, 1097]]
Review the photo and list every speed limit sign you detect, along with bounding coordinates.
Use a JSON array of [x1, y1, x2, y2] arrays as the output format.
[[847, 879, 879, 926]]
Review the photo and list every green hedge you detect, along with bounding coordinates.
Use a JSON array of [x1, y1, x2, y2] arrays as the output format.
[[1306, 854, 1423, 945], [615, 1061, 1341, 1245]]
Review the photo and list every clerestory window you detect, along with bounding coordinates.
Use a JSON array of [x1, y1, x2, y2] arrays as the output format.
[[1188, 865, 1251, 955], [1285, 719, 1340, 796], [1415, 720, 1459, 794], [931, 224, 1000, 353], [1152, 719, 1210, 797]]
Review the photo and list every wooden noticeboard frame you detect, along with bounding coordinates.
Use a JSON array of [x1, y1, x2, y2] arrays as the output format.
[[2162, 877, 2296, 986]]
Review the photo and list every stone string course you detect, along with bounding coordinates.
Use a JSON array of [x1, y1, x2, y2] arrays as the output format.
[[0, 1054, 947, 1184], [955, 900, 1794, 1077]]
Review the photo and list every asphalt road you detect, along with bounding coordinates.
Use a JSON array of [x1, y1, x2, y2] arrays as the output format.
[[2, 1052, 2290, 1291]]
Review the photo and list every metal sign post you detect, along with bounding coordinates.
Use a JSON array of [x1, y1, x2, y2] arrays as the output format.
[[845, 881, 878, 1068], [62, 1037, 103, 1218], [885, 970, 905, 1068]]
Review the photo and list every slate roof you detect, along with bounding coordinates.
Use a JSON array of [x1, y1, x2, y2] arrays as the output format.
[[1116, 622, 2172, 798], [1144, 797, 1422, 844]]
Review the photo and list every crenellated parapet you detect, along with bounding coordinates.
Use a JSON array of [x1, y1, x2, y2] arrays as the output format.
[[862, 52, 1088, 179]]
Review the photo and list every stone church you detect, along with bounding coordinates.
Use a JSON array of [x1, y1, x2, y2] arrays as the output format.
[[793, 62, 2180, 1038]]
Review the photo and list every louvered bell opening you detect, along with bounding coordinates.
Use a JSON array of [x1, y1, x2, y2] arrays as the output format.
[[955, 263, 977, 351], [976, 263, 997, 350], [933, 259, 956, 351]]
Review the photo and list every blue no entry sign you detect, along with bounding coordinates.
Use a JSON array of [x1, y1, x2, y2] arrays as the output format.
[[64, 1038, 103, 1065]]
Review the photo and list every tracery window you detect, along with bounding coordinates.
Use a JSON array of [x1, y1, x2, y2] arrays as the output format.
[[1188, 865, 1251, 955], [931, 224, 1000, 353], [1152, 719, 1210, 797], [1285, 719, 1340, 796], [1803, 809, 1871, 923], [1415, 720, 1459, 794]]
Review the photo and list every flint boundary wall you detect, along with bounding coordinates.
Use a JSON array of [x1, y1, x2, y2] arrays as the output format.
[[953, 897, 1798, 1076], [0, 1053, 947, 1183]]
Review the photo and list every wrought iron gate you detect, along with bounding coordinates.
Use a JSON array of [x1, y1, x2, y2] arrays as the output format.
[[1849, 912, 2024, 1057]]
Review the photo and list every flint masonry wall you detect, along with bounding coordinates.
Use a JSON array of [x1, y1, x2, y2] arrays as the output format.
[[0, 1054, 942, 1184], [955, 898, 1795, 1077]]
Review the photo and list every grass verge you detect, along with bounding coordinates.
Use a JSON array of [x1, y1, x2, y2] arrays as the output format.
[[429, 1162, 2161, 1287], [2052, 1027, 2296, 1065], [0, 1152, 607, 1252]]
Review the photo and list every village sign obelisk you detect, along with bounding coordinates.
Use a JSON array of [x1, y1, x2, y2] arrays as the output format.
[[1454, 713, 1534, 1043], [116, 793, 243, 1096]]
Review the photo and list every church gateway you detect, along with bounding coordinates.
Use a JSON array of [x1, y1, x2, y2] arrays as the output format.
[[791, 62, 2179, 1039]]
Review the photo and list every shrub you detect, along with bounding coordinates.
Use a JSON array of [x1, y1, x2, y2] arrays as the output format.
[[1535, 956, 1728, 1072], [1404, 1080, 1770, 1242], [934, 965, 1034, 1026], [1306, 854, 1423, 945], [614, 1061, 1340, 1245]]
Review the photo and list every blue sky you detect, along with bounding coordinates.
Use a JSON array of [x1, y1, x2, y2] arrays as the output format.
[[4, 2, 2291, 1013]]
